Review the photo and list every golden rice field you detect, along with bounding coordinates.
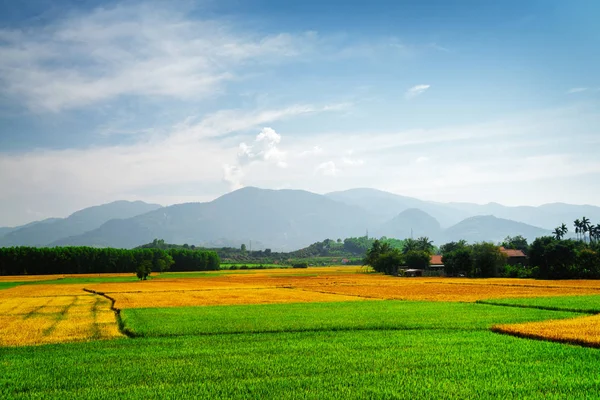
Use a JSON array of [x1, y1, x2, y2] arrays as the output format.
[[83, 268, 600, 305], [0, 293, 122, 347], [3, 267, 600, 347], [0, 272, 136, 282], [493, 314, 600, 347], [109, 288, 366, 308]]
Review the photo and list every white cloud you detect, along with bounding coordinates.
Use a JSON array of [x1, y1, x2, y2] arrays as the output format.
[[0, 4, 317, 112], [315, 161, 339, 176], [567, 87, 588, 94], [238, 127, 287, 168], [299, 146, 324, 157], [405, 84, 431, 99], [416, 156, 429, 164], [342, 157, 364, 166], [222, 127, 288, 189]]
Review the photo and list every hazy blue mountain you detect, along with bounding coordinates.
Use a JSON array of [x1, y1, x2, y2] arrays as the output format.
[[0, 218, 61, 238], [447, 202, 600, 230], [376, 208, 442, 242], [443, 215, 550, 244], [0, 201, 162, 247], [7, 187, 597, 250], [52, 188, 371, 250], [326, 188, 471, 227]]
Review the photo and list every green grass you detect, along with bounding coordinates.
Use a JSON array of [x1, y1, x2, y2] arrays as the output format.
[[2, 329, 600, 399], [3, 298, 599, 399], [478, 295, 600, 314], [121, 300, 581, 337], [0, 282, 22, 290]]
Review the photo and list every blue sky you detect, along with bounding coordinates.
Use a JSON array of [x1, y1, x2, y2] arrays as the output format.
[[0, 0, 599, 225]]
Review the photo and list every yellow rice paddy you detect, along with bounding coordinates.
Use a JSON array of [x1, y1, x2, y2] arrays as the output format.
[[0, 291, 122, 347], [3, 267, 600, 347], [110, 288, 366, 308], [493, 314, 600, 347]]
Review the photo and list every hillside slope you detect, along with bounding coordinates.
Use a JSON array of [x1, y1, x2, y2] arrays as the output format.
[[0, 201, 162, 247], [53, 188, 371, 250]]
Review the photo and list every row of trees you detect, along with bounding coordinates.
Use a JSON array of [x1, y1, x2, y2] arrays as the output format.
[[441, 241, 506, 277], [0, 246, 220, 277], [364, 237, 435, 275], [553, 217, 600, 244]]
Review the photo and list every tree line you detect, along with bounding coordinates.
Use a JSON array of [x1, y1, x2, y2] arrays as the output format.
[[364, 237, 435, 275], [364, 217, 600, 279], [0, 246, 220, 277]]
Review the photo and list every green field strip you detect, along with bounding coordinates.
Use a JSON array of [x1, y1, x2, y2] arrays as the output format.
[[120, 300, 581, 338], [2, 329, 600, 399], [477, 295, 600, 314]]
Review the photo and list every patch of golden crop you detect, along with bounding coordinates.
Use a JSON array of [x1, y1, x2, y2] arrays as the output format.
[[0, 275, 63, 282], [493, 314, 600, 347], [0, 294, 122, 347], [0, 272, 135, 282], [88, 279, 270, 294], [0, 283, 90, 298], [93, 273, 600, 306], [112, 288, 366, 309]]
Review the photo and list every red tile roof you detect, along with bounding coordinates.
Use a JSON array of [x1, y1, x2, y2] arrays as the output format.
[[499, 247, 526, 258], [430, 255, 443, 265]]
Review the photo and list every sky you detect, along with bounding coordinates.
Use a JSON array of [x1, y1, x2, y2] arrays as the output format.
[[0, 0, 599, 226]]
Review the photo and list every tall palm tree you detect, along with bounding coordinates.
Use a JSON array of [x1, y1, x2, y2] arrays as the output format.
[[574, 219, 582, 241], [582, 217, 591, 243], [592, 224, 600, 244], [560, 223, 568, 238], [553, 227, 563, 240]]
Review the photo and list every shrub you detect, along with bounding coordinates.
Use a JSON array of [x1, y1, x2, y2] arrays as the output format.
[[292, 262, 309, 269]]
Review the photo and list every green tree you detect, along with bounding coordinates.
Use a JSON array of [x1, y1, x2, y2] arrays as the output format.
[[501, 235, 528, 253], [241, 243, 247, 252], [364, 240, 403, 275], [405, 250, 430, 270], [471, 242, 506, 277], [440, 241, 472, 276], [136, 260, 153, 280]]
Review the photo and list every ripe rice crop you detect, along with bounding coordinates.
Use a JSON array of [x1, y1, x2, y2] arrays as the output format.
[[111, 288, 365, 309], [493, 314, 600, 347], [87, 272, 600, 307], [0, 290, 122, 347], [294, 281, 600, 302], [88, 279, 269, 293], [0, 283, 90, 297]]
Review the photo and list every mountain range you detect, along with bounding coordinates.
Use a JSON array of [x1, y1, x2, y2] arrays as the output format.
[[1, 187, 598, 250]]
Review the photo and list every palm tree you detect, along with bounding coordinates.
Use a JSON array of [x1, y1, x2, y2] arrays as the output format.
[[553, 227, 563, 240], [560, 223, 568, 238], [582, 217, 591, 243], [592, 224, 600, 244], [574, 219, 582, 241]]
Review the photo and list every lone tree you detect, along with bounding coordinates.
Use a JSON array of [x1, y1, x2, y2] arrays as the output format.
[[136, 260, 153, 280]]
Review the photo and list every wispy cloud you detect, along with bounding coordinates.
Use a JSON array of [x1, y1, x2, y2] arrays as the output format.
[[315, 161, 339, 177], [0, 4, 316, 112], [405, 84, 431, 99], [567, 87, 588, 94]]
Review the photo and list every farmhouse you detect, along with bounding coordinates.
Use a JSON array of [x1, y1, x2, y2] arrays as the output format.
[[499, 247, 527, 265]]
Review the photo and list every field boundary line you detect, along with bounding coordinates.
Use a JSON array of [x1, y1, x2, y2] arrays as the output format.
[[83, 288, 136, 338], [125, 325, 483, 339]]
